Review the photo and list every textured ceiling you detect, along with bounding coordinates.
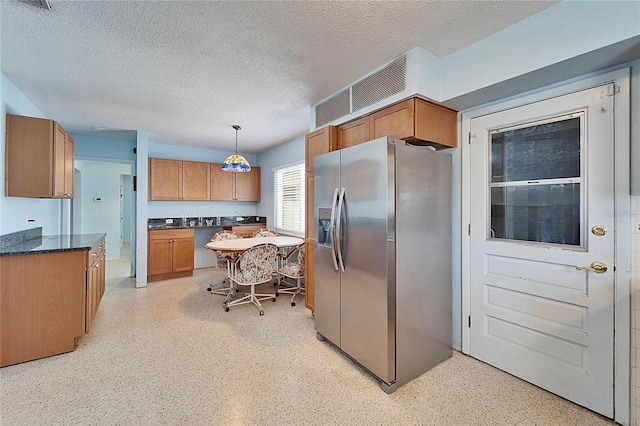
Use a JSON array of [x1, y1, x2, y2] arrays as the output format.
[[1, 0, 559, 153]]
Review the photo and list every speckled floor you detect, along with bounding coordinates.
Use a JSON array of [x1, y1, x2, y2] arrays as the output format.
[[1, 256, 614, 425]]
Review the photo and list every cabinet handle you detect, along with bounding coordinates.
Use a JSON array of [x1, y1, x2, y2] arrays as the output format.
[[65, 193, 71, 197]]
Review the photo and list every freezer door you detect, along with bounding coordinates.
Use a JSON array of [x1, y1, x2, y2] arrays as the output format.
[[339, 137, 395, 384], [314, 150, 342, 346]]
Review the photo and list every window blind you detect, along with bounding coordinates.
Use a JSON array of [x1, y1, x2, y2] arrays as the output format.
[[274, 162, 305, 236]]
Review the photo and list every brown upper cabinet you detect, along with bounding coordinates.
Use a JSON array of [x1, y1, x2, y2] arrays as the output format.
[[369, 97, 457, 148], [210, 163, 261, 202], [148, 158, 211, 201], [5, 114, 75, 198], [338, 116, 370, 149], [305, 126, 337, 173]]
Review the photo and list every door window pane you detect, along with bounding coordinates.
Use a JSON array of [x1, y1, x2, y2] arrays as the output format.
[[491, 117, 581, 183], [491, 184, 580, 245], [489, 114, 583, 246]]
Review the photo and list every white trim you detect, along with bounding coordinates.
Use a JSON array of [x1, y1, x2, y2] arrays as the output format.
[[461, 67, 631, 424], [272, 159, 304, 172]]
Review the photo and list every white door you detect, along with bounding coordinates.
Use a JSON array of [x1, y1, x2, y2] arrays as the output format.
[[469, 84, 615, 417]]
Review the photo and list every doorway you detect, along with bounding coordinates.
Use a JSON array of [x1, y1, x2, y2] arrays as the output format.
[[461, 68, 631, 421], [73, 159, 134, 276]]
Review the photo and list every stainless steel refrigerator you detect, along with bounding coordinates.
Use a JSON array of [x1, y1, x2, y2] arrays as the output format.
[[314, 136, 452, 393]]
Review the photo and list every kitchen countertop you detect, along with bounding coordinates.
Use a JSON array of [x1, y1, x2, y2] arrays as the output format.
[[148, 216, 267, 230], [0, 233, 106, 257]]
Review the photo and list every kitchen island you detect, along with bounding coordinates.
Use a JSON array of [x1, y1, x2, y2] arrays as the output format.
[[0, 228, 106, 367]]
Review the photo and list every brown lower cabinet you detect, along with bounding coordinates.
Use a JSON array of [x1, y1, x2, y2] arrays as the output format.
[[86, 240, 106, 334], [304, 238, 315, 312], [147, 229, 194, 282], [0, 238, 106, 367]]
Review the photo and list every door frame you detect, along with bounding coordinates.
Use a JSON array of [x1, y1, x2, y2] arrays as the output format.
[[460, 67, 631, 423]]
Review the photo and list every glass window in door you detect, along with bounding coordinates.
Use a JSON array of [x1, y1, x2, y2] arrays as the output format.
[[489, 113, 584, 246]]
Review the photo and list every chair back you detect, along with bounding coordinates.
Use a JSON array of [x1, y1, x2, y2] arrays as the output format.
[[279, 243, 306, 278], [212, 230, 239, 241], [236, 243, 278, 284], [253, 228, 278, 238]]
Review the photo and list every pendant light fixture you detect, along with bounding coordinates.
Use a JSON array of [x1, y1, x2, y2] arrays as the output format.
[[222, 124, 251, 172]]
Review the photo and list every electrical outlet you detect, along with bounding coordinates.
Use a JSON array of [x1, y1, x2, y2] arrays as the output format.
[[236, 217, 244, 221]]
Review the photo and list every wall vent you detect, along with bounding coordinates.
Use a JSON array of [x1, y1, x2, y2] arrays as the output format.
[[315, 88, 350, 129], [352, 56, 406, 113], [312, 53, 414, 129]]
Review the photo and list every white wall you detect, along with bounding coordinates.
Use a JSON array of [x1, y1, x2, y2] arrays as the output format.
[[0, 73, 64, 235], [78, 160, 131, 260]]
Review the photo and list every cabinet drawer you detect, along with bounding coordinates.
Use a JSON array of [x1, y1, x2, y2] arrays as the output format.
[[87, 239, 105, 266], [148, 229, 194, 240]]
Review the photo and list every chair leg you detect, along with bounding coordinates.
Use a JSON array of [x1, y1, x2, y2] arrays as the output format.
[[224, 283, 277, 316]]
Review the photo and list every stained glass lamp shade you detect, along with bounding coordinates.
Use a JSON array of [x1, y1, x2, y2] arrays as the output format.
[[222, 125, 251, 172]]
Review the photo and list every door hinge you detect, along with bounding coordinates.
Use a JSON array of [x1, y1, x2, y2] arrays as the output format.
[[468, 132, 472, 144], [468, 224, 471, 236], [133, 176, 137, 192], [468, 315, 471, 328]]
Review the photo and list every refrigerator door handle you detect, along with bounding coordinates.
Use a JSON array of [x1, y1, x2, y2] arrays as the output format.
[[329, 187, 340, 271], [335, 187, 346, 272]]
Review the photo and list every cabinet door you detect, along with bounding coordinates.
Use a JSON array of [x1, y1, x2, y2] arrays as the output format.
[[414, 98, 457, 148], [338, 116, 370, 149], [369, 98, 415, 140], [53, 123, 67, 198], [86, 258, 99, 333], [149, 158, 182, 200], [182, 161, 210, 201], [234, 167, 260, 201], [305, 173, 315, 239], [305, 126, 337, 173], [210, 163, 234, 200], [64, 134, 74, 198], [173, 237, 195, 272], [304, 238, 315, 313], [148, 238, 174, 275]]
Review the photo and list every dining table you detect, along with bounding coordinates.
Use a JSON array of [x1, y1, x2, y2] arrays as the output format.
[[204, 235, 304, 252]]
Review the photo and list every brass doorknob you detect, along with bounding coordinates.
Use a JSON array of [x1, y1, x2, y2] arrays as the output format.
[[576, 262, 608, 274]]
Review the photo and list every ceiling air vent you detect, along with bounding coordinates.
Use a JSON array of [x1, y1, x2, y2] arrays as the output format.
[[19, 0, 52, 10], [352, 56, 406, 113], [315, 88, 350, 129]]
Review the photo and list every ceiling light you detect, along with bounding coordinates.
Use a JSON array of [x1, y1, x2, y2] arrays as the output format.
[[222, 125, 251, 172]]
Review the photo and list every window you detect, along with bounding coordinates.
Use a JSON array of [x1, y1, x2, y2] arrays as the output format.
[[489, 114, 583, 246], [274, 161, 305, 236]]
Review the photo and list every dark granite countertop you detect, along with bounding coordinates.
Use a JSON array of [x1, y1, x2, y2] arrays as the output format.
[[0, 233, 106, 257], [148, 216, 267, 230]]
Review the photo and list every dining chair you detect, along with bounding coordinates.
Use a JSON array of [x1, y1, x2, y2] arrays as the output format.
[[252, 228, 278, 237], [206, 230, 240, 296], [276, 242, 305, 306], [224, 243, 278, 315]]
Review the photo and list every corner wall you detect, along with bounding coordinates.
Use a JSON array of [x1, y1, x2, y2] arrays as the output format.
[[0, 73, 64, 235]]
